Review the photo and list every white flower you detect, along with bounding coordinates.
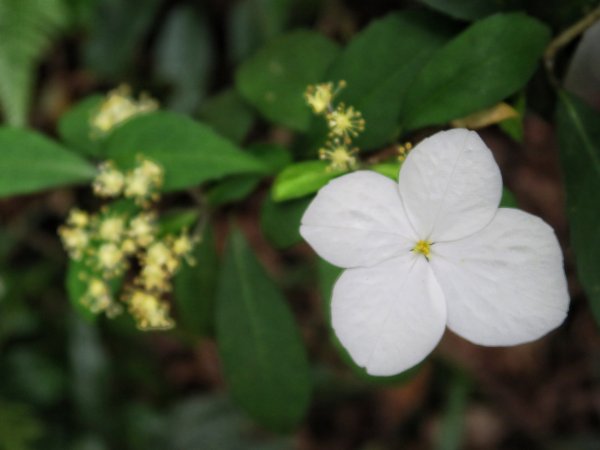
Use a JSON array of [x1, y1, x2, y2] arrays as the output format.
[[300, 128, 569, 376]]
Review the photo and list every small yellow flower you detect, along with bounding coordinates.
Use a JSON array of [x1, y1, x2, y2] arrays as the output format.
[[91, 85, 158, 134], [67, 209, 90, 228], [128, 212, 156, 248], [139, 263, 170, 292], [127, 289, 174, 330], [82, 278, 113, 313], [319, 142, 359, 172], [59, 226, 89, 259], [326, 104, 365, 143], [93, 162, 125, 198], [98, 216, 126, 242], [397, 142, 413, 162], [97, 242, 125, 273], [304, 80, 346, 115], [124, 158, 163, 205]]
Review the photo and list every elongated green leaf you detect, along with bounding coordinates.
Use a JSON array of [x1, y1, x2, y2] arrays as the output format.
[[236, 31, 339, 131], [326, 11, 455, 148], [154, 6, 214, 113], [105, 111, 267, 192], [0, 127, 96, 197], [58, 95, 104, 157], [199, 89, 255, 144], [0, 0, 66, 126], [436, 371, 470, 450], [206, 143, 291, 207], [556, 92, 600, 325], [402, 13, 550, 131], [419, 0, 516, 21], [174, 227, 219, 337], [85, 0, 161, 78], [272, 161, 343, 201], [261, 195, 311, 249], [216, 228, 311, 430]]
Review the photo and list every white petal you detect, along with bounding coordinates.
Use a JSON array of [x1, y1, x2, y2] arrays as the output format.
[[300, 171, 417, 268], [332, 254, 446, 376], [430, 208, 569, 346], [399, 129, 502, 241]]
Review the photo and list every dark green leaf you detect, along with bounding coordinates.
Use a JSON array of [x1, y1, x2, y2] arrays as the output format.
[[227, 0, 293, 64], [500, 187, 518, 208], [272, 161, 343, 201], [58, 95, 104, 157], [326, 11, 456, 148], [199, 89, 255, 144], [105, 111, 267, 192], [207, 176, 260, 207], [154, 6, 214, 114], [236, 31, 339, 131], [157, 210, 199, 237], [556, 92, 600, 325], [0, 0, 66, 126], [261, 195, 310, 249], [419, 0, 518, 21], [68, 314, 111, 429], [436, 371, 470, 450], [402, 13, 550, 131], [499, 93, 526, 142], [216, 228, 311, 430], [0, 127, 96, 197], [174, 226, 218, 337], [168, 395, 293, 450], [85, 0, 161, 78]]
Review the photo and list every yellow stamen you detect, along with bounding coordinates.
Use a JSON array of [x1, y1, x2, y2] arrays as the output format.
[[413, 240, 432, 258], [326, 104, 365, 143], [319, 142, 358, 172]]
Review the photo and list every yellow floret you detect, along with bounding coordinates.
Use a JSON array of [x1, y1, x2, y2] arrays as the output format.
[[127, 289, 174, 330]]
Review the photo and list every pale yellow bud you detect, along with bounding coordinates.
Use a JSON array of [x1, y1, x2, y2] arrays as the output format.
[[99, 217, 125, 242]]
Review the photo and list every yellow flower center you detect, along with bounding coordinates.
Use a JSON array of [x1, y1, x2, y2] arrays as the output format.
[[413, 240, 432, 258]]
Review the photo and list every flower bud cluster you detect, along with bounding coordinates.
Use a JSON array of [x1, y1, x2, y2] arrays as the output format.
[[91, 85, 158, 135], [304, 81, 366, 172], [59, 157, 197, 331]]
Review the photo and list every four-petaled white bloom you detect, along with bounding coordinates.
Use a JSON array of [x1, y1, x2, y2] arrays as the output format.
[[300, 128, 569, 376]]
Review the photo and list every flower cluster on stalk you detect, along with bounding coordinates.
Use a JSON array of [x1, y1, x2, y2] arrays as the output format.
[[59, 157, 197, 331], [304, 81, 365, 171]]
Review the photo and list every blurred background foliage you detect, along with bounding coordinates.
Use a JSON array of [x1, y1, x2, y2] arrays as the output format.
[[0, 0, 599, 449]]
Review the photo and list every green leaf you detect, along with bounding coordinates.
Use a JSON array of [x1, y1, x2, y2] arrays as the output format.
[[500, 187, 518, 208], [168, 395, 293, 450], [371, 161, 402, 180], [261, 195, 310, 249], [174, 226, 219, 337], [157, 210, 199, 237], [216, 228, 311, 430], [419, 0, 517, 21], [556, 92, 600, 325], [58, 95, 104, 157], [499, 93, 526, 143], [0, 127, 96, 197], [105, 111, 267, 192], [154, 6, 214, 114], [206, 143, 291, 207], [272, 161, 343, 201], [401, 13, 550, 131], [436, 371, 470, 450], [85, 0, 161, 78], [236, 31, 340, 131], [227, 0, 293, 65], [199, 89, 255, 144], [0, 0, 66, 126], [326, 11, 456, 148]]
